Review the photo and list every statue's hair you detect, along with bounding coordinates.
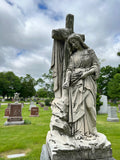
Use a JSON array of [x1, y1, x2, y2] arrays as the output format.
[[67, 33, 89, 54]]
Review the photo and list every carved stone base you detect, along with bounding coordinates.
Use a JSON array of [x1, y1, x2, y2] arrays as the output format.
[[107, 117, 119, 122], [40, 144, 115, 160], [43, 131, 115, 160], [4, 120, 24, 126]]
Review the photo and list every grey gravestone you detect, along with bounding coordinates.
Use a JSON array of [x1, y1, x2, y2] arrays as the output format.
[[98, 95, 108, 114], [4, 104, 24, 125], [21, 103, 24, 108], [2, 99, 5, 102], [44, 106, 48, 111], [29, 102, 36, 110], [107, 106, 119, 122], [118, 104, 120, 113], [0, 103, 1, 108], [7, 103, 11, 108]]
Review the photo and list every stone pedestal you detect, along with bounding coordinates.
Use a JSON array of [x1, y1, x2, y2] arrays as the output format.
[[107, 106, 119, 122], [4, 103, 24, 125], [40, 131, 115, 160]]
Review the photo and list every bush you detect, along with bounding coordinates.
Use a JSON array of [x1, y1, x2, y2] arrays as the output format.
[[24, 119, 31, 125], [44, 99, 51, 106]]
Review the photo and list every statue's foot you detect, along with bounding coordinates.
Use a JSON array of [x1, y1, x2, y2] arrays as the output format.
[[92, 127, 98, 137]]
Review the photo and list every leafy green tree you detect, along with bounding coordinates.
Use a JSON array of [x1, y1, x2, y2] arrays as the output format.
[[97, 65, 118, 96], [37, 88, 47, 98], [107, 73, 120, 100], [37, 69, 54, 98], [0, 71, 21, 98], [20, 74, 36, 98], [117, 52, 120, 56]]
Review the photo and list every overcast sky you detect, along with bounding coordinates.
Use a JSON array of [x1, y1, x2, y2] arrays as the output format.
[[0, 0, 120, 79]]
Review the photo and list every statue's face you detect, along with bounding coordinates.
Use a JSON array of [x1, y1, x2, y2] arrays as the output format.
[[70, 38, 80, 50]]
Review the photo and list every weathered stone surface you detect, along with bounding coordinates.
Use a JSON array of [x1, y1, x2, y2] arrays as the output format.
[[107, 106, 119, 122], [40, 13, 115, 160], [46, 131, 114, 160], [40, 144, 50, 160]]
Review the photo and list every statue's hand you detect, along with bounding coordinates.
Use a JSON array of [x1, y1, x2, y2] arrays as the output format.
[[63, 81, 69, 89], [80, 72, 88, 79]]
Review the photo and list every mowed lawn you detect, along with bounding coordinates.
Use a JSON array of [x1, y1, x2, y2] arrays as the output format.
[[0, 103, 120, 160]]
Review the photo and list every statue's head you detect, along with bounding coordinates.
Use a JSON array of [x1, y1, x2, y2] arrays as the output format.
[[67, 33, 88, 54]]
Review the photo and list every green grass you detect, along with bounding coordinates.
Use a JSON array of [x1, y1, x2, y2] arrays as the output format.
[[0, 104, 51, 160], [0, 104, 120, 160]]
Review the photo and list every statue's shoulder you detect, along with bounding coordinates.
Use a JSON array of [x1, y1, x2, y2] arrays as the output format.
[[87, 48, 95, 55]]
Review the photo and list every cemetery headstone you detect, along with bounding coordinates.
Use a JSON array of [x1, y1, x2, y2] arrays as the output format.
[[98, 95, 108, 114], [118, 104, 120, 113], [30, 107, 39, 117], [107, 106, 119, 122], [0, 103, 1, 108], [29, 101, 36, 110], [21, 103, 24, 108], [4, 104, 24, 125], [7, 103, 11, 108], [2, 99, 5, 102], [4, 108, 10, 118], [44, 106, 48, 111]]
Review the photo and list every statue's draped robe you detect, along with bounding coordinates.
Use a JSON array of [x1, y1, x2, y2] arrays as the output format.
[[68, 49, 99, 136], [51, 40, 64, 98]]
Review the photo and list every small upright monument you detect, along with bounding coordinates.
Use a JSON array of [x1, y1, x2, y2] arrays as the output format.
[[4, 92, 24, 125], [40, 14, 115, 160]]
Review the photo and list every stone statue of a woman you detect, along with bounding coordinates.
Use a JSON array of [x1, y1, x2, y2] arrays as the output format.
[[63, 33, 100, 139], [41, 15, 114, 160]]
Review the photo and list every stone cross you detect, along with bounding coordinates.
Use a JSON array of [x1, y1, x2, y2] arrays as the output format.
[[51, 14, 74, 98]]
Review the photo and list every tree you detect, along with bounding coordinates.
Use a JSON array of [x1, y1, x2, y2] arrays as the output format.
[[37, 69, 54, 99], [117, 52, 120, 56], [37, 88, 47, 98], [0, 71, 21, 98], [107, 73, 120, 100], [20, 74, 36, 98], [97, 65, 118, 96]]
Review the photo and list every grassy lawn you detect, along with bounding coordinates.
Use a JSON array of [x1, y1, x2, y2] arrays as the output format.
[[0, 103, 120, 160]]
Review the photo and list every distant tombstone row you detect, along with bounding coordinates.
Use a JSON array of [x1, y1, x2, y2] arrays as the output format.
[[4, 103, 24, 125]]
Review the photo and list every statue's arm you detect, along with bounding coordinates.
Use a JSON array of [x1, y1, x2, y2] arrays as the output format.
[[81, 49, 100, 80], [63, 56, 73, 89]]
